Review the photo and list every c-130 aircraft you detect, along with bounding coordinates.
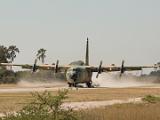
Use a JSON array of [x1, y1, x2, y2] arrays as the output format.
[[1, 38, 159, 87]]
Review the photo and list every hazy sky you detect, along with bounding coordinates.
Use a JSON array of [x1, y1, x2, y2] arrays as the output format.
[[0, 0, 160, 66]]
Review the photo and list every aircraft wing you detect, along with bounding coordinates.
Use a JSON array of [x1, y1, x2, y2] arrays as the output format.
[[0, 63, 70, 71], [87, 65, 157, 72], [102, 65, 155, 72], [0, 63, 33, 69], [0, 63, 158, 73]]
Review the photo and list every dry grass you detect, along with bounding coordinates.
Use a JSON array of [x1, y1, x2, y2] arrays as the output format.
[[1, 88, 160, 112], [78, 102, 160, 120], [0, 84, 17, 88], [67, 88, 160, 102], [0, 93, 32, 112]]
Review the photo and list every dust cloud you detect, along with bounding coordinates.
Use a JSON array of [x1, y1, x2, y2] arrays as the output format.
[[16, 72, 160, 88], [92, 72, 159, 88], [17, 79, 67, 88]]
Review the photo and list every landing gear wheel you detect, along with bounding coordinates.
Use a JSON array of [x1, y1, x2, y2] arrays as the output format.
[[86, 82, 92, 88], [73, 83, 77, 87], [68, 83, 77, 87], [68, 83, 72, 87]]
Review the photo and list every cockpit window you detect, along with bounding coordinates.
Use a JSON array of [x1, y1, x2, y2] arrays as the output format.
[[73, 68, 81, 72]]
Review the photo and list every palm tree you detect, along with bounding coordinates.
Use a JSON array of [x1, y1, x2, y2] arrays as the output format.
[[7, 45, 20, 63], [36, 48, 46, 64]]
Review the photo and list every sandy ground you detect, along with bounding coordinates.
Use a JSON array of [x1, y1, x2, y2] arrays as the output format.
[[0, 97, 142, 117], [0, 84, 160, 93], [62, 97, 142, 110], [0, 87, 63, 93]]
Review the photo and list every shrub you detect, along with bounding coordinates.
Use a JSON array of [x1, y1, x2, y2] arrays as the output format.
[[0, 69, 18, 84], [142, 95, 160, 103], [1, 89, 78, 120]]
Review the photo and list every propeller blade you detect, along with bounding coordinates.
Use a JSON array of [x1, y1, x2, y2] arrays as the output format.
[[120, 60, 125, 77], [96, 73, 99, 78], [55, 60, 59, 73], [32, 59, 37, 72], [96, 60, 103, 78]]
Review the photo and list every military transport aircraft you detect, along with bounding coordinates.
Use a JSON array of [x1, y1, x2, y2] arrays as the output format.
[[0, 38, 159, 87]]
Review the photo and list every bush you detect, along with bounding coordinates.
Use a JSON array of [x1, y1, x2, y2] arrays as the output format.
[[0, 69, 18, 84], [1, 89, 78, 120], [142, 95, 160, 103]]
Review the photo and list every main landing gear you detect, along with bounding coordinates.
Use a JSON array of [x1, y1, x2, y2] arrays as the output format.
[[68, 83, 77, 87], [86, 81, 92, 88], [68, 81, 93, 88]]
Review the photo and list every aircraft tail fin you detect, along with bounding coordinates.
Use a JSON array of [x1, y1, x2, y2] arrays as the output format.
[[85, 37, 89, 65]]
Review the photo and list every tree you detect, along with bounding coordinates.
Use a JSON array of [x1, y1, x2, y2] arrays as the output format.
[[0, 45, 8, 63], [0, 45, 19, 83], [36, 48, 46, 64], [0, 69, 17, 84], [7, 45, 20, 63]]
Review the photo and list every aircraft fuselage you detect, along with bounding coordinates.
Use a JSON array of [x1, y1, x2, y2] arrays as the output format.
[[66, 66, 93, 87]]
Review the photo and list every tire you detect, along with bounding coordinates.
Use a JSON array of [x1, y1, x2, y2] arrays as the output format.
[[68, 83, 72, 87], [86, 82, 92, 88]]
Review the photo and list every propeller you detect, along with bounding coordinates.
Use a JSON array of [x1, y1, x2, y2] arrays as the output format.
[[32, 59, 38, 72], [154, 62, 160, 71], [96, 60, 103, 78], [154, 64, 158, 71], [55, 60, 59, 73], [120, 60, 125, 77]]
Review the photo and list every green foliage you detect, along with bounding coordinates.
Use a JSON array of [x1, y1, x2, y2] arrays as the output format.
[[0, 45, 8, 63], [1, 90, 78, 120], [7, 45, 20, 63], [36, 48, 46, 64], [142, 95, 160, 103], [0, 69, 18, 84], [0, 45, 19, 63]]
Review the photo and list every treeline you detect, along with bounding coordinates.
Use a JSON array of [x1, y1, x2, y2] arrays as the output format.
[[0, 45, 19, 63], [0, 45, 19, 83], [0, 44, 56, 84]]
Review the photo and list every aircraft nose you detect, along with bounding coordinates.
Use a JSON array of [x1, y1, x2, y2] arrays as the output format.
[[71, 73, 77, 80]]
